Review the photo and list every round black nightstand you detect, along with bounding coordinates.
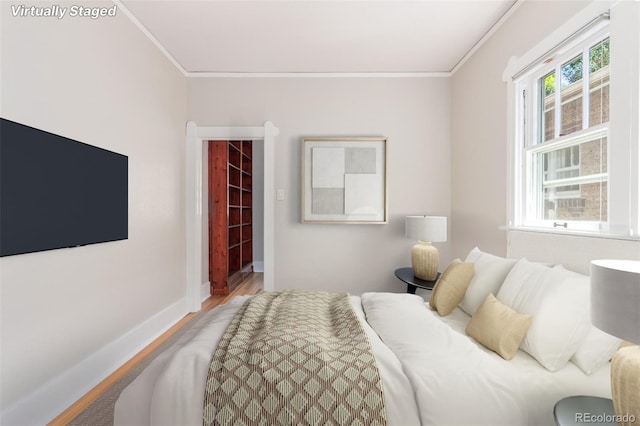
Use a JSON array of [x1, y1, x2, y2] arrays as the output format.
[[554, 396, 616, 426], [394, 267, 440, 294]]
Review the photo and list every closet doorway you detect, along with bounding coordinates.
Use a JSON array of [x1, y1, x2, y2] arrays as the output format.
[[185, 122, 278, 312], [207, 140, 263, 295]]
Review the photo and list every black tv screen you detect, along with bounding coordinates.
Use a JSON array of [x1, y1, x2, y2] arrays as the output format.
[[0, 118, 128, 257]]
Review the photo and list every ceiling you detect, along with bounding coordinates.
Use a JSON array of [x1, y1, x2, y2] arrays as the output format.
[[120, 0, 519, 75]]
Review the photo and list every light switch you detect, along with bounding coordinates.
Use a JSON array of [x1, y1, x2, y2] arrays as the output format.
[[276, 189, 285, 201]]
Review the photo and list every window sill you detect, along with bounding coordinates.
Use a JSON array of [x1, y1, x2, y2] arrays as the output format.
[[499, 225, 640, 242]]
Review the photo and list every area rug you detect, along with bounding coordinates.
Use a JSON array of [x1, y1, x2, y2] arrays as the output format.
[[68, 312, 203, 426]]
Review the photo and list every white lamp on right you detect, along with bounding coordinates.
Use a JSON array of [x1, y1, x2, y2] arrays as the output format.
[[405, 216, 447, 281], [591, 259, 640, 426]]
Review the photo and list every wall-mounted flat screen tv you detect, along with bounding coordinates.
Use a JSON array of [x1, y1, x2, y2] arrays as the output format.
[[0, 118, 128, 257]]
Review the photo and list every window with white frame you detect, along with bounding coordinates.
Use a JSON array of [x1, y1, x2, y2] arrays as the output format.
[[519, 34, 610, 231], [508, 4, 640, 237]]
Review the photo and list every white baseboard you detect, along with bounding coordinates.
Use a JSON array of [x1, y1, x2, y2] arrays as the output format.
[[1, 298, 188, 426], [253, 261, 264, 272], [201, 281, 211, 301]]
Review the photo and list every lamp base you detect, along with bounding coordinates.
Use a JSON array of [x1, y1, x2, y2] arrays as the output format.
[[611, 345, 640, 426], [411, 241, 439, 281]]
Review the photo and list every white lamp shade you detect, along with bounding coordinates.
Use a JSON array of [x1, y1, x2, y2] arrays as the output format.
[[591, 259, 640, 344], [405, 216, 447, 242]]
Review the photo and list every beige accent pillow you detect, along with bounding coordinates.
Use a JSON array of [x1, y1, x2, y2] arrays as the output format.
[[466, 293, 533, 360], [429, 259, 474, 316]]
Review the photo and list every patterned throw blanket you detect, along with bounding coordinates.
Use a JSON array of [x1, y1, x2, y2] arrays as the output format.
[[203, 290, 387, 426]]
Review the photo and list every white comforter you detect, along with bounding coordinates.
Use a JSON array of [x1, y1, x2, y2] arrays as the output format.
[[115, 293, 610, 426]]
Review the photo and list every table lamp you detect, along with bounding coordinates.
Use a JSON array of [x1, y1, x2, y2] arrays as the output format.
[[590, 259, 640, 426], [405, 216, 447, 281]]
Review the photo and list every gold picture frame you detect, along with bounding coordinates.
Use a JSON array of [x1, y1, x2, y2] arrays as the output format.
[[301, 137, 388, 224]]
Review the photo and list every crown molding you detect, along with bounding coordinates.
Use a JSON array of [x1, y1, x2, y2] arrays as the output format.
[[450, 0, 524, 75], [117, 0, 522, 79], [114, 0, 187, 76], [186, 71, 451, 78]]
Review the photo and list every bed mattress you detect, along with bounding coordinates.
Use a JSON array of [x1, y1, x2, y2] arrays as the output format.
[[114, 293, 610, 425]]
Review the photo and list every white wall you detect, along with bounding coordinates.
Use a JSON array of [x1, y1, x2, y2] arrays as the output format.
[[189, 77, 451, 294], [451, 0, 640, 268], [450, 1, 584, 257], [0, 1, 187, 423]]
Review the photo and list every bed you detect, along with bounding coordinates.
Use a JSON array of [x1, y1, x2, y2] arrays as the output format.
[[114, 248, 618, 425]]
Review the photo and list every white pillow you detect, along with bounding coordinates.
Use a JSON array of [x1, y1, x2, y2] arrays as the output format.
[[549, 265, 622, 374], [458, 247, 517, 316], [571, 327, 621, 374], [497, 258, 591, 372]]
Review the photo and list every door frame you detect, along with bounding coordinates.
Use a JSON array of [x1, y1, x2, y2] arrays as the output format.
[[185, 121, 278, 312]]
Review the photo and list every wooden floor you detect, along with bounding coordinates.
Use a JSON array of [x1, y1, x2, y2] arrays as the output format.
[[49, 273, 263, 425]]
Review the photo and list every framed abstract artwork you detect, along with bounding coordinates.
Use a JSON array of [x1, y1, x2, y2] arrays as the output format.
[[301, 137, 388, 224]]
